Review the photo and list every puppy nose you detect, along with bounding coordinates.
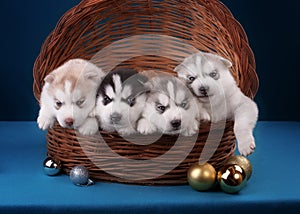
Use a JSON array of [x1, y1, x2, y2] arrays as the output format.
[[199, 86, 209, 93], [64, 118, 74, 126], [110, 113, 122, 123], [171, 119, 181, 128]]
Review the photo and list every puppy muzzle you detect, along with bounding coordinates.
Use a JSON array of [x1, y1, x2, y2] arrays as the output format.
[[110, 112, 122, 124], [170, 119, 181, 130]]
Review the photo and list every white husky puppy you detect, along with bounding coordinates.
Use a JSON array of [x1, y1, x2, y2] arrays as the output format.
[[174, 51, 258, 156], [37, 59, 105, 135], [137, 75, 200, 136], [95, 68, 149, 135]]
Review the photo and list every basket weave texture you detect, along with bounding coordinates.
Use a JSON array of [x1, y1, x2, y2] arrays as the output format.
[[33, 0, 258, 185]]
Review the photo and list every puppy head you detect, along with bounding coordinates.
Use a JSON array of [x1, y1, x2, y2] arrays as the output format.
[[45, 59, 104, 128], [174, 52, 233, 100], [96, 68, 149, 132], [145, 76, 199, 135]]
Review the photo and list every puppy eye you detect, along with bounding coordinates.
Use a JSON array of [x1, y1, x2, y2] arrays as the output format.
[[76, 99, 85, 106], [209, 70, 219, 79], [127, 97, 136, 107], [55, 100, 63, 109], [156, 104, 166, 113], [103, 95, 112, 106], [188, 76, 196, 83], [180, 102, 187, 109]]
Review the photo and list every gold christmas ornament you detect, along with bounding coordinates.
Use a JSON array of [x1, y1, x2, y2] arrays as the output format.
[[187, 163, 216, 191], [217, 164, 247, 194], [226, 155, 252, 180]]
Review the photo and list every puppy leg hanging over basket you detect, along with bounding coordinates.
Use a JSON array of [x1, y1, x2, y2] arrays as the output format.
[[33, 0, 258, 185]]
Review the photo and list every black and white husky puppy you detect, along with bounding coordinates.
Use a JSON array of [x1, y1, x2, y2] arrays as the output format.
[[137, 75, 200, 136], [95, 68, 149, 135]]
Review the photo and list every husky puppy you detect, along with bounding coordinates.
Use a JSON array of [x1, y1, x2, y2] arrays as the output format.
[[95, 68, 149, 135], [174, 51, 258, 156], [137, 75, 200, 136], [37, 59, 105, 135]]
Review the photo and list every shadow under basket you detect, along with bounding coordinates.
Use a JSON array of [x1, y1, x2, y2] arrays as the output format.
[[33, 0, 258, 185]]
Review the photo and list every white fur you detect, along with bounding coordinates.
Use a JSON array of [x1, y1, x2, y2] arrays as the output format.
[[175, 51, 258, 156], [137, 76, 200, 136], [37, 59, 105, 135], [95, 72, 148, 135]]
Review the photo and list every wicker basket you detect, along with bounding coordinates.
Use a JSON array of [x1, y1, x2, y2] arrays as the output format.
[[33, 0, 258, 185]]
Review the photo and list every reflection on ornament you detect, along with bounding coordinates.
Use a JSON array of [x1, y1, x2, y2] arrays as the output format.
[[217, 164, 247, 194], [187, 163, 216, 191], [226, 155, 252, 180], [43, 157, 61, 176], [70, 165, 94, 186]]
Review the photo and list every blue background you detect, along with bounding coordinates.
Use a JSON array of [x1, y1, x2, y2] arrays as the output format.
[[0, 0, 299, 121]]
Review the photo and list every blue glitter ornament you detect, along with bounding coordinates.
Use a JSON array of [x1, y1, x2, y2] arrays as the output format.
[[70, 165, 94, 186]]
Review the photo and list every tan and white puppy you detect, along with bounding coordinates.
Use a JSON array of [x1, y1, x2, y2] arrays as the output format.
[[137, 75, 200, 136], [175, 51, 258, 156], [37, 59, 105, 135]]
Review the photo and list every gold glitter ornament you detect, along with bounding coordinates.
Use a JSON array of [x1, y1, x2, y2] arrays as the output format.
[[226, 155, 252, 180]]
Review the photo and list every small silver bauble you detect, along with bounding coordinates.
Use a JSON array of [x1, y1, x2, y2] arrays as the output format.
[[70, 165, 94, 186], [43, 157, 61, 176]]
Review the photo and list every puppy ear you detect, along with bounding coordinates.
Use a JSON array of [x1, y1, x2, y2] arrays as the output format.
[[174, 65, 187, 80], [136, 73, 148, 84], [174, 64, 180, 73], [84, 68, 104, 83], [143, 79, 154, 92], [203, 52, 232, 68], [84, 70, 99, 80], [44, 73, 55, 83], [136, 75, 152, 93], [219, 57, 232, 68]]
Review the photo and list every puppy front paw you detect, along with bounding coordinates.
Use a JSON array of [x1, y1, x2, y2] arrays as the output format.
[[237, 135, 256, 156], [137, 118, 156, 135], [181, 129, 197, 137], [37, 115, 55, 130], [77, 118, 99, 136], [200, 111, 211, 122], [182, 120, 199, 136], [117, 126, 137, 136]]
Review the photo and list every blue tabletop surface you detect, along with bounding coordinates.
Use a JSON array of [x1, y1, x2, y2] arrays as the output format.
[[0, 121, 300, 213]]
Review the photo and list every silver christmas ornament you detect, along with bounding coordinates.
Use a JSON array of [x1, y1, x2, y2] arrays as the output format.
[[43, 157, 61, 176], [70, 165, 94, 186]]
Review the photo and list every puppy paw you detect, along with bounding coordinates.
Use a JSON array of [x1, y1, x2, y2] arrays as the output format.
[[237, 135, 256, 156], [181, 129, 197, 136], [200, 111, 211, 122], [37, 115, 54, 130], [182, 120, 199, 136], [78, 118, 99, 136], [117, 127, 137, 136], [137, 118, 156, 135]]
